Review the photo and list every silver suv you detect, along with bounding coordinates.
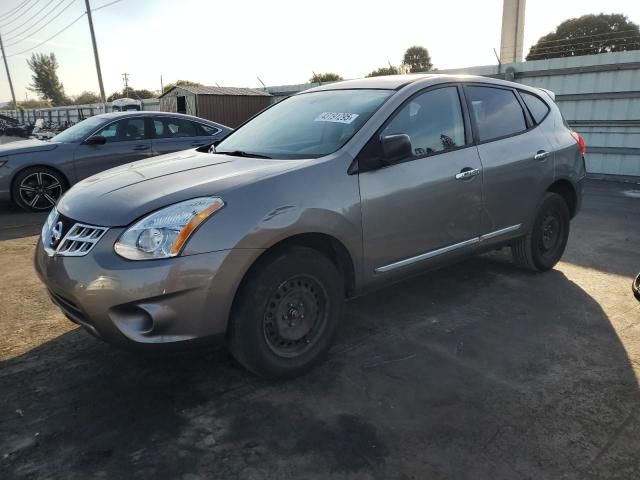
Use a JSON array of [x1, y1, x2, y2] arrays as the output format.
[[35, 75, 586, 378]]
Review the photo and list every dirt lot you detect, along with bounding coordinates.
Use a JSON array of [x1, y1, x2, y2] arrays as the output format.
[[1, 179, 639, 480]]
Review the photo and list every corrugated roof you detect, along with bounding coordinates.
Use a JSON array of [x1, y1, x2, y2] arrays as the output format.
[[161, 86, 271, 97]]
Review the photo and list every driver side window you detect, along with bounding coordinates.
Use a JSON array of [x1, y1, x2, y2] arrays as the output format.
[[383, 86, 465, 157], [96, 118, 145, 143]]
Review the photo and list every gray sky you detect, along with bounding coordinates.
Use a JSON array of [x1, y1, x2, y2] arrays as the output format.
[[1, 0, 639, 102]]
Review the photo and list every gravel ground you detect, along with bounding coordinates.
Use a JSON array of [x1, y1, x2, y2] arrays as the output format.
[[0, 178, 639, 480]]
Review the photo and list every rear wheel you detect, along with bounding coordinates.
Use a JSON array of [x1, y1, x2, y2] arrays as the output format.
[[12, 167, 66, 212], [229, 246, 344, 379], [512, 192, 570, 272]]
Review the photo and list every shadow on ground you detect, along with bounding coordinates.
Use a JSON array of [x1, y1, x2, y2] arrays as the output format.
[[1, 255, 638, 480], [0, 204, 47, 241]]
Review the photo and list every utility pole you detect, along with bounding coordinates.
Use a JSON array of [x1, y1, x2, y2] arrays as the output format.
[[85, 0, 106, 107], [160, 74, 163, 94], [121, 72, 130, 97], [0, 34, 17, 110]]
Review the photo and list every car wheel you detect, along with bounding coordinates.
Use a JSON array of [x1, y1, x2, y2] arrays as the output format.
[[12, 167, 66, 212], [229, 246, 344, 379], [633, 273, 640, 302], [512, 192, 570, 272]]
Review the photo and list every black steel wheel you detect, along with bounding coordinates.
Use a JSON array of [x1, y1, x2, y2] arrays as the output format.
[[12, 167, 66, 212], [512, 192, 570, 272], [263, 274, 329, 358], [229, 246, 344, 379]]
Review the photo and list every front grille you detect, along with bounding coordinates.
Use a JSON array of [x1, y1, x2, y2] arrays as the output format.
[[42, 208, 108, 257], [56, 223, 109, 256]]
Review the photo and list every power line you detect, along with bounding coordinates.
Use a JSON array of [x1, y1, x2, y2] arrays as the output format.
[[0, 0, 40, 28], [526, 36, 640, 54], [92, 0, 121, 12], [4, 0, 64, 37], [0, 0, 31, 19], [4, 0, 77, 46], [501, 28, 640, 50], [2, 12, 85, 58]]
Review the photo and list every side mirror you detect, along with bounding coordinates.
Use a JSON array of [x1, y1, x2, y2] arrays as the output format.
[[84, 135, 106, 146], [381, 134, 412, 164]]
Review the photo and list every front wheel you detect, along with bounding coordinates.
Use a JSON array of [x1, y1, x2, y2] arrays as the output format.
[[12, 166, 66, 212], [229, 246, 344, 379], [512, 192, 570, 272]]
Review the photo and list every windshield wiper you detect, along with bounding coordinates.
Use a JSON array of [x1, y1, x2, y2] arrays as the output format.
[[214, 149, 272, 159]]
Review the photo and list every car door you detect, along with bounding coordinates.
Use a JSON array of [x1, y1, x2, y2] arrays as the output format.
[[464, 84, 555, 235], [358, 85, 483, 283], [73, 117, 152, 180], [151, 117, 220, 155]]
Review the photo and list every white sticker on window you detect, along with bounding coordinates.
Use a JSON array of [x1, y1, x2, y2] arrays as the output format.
[[314, 112, 359, 124]]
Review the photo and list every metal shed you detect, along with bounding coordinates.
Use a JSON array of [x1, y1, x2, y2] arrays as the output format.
[[159, 86, 271, 127]]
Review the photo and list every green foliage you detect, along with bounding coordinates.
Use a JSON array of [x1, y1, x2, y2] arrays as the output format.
[[527, 14, 640, 60], [107, 88, 157, 102], [162, 79, 203, 93], [26, 53, 69, 106], [72, 91, 101, 105], [366, 66, 400, 77], [403, 46, 433, 73], [0, 99, 52, 110], [309, 72, 343, 83]]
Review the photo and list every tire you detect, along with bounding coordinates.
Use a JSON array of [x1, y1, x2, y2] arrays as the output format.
[[12, 166, 67, 212], [229, 246, 344, 379], [512, 192, 570, 272]]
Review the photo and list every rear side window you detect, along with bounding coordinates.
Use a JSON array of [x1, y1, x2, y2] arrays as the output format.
[[193, 122, 220, 136], [520, 91, 550, 124], [466, 86, 527, 142]]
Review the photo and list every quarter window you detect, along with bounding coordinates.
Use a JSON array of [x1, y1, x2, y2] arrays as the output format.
[[196, 123, 221, 136], [96, 118, 145, 143], [466, 86, 527, 142], [382, 86, 465, 157], [520, 91, 550, 124]]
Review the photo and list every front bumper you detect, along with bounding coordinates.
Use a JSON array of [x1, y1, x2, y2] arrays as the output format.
[[34, 227, 262, 348]]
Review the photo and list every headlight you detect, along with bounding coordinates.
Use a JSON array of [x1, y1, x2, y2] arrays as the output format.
[[114, 197, 224, 260]]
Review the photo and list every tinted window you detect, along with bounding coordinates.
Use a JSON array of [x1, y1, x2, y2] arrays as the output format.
[[520, 91, 550, 124], [153, 118, 197, 138], [382, 86, 465, 157], [51, 116, 108, 143], [466, 86, 526, 142], [195, 123, 220, 136], [96, 118, 145, 143]]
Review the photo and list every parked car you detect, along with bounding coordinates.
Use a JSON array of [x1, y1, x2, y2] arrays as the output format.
[[0, 112, 231, 211], [35, 74, 586, 378]]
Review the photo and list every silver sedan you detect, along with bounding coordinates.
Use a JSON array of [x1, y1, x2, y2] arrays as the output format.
[[0, 111, 231, 211]]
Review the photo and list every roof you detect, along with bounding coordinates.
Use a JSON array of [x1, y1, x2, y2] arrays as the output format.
[[160, 85, 271, 97], [305, 73, 534, 93], [92, 111, 231, 128]]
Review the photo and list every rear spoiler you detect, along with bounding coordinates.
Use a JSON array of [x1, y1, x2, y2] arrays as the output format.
[[537, 88, 556, 102]]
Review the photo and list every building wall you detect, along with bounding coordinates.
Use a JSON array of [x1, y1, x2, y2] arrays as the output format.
[[196, 95, 271, 128], [159, 88, 197, 115]]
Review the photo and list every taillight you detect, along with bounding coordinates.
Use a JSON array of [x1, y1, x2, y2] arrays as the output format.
[[570, 131, 586, 156]]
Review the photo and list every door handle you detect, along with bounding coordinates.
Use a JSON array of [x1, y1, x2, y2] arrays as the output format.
[[534, 150, 550, 161], [133, 145, 150, 151], [455, 168, 480, 180]]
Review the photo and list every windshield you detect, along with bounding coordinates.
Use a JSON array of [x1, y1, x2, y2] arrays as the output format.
[[215, 89, 392, 159], [51, 116, 108, 143]]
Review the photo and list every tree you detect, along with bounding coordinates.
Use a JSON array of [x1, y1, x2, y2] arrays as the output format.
[[309, 72, 343, 83], [366, 65, 399, 77], [0, 99, 51, 110], [72, 91, 101, 105], [162, 79, 203, 93], [107, 88, 157, 102], [26, 53, 69, 106], [403, 46, 433, 73], [527, 14, 640, 60]]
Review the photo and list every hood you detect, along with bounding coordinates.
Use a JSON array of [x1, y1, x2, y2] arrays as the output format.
[[57, 149, 302, 226], [0, 138, 59, 157]]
